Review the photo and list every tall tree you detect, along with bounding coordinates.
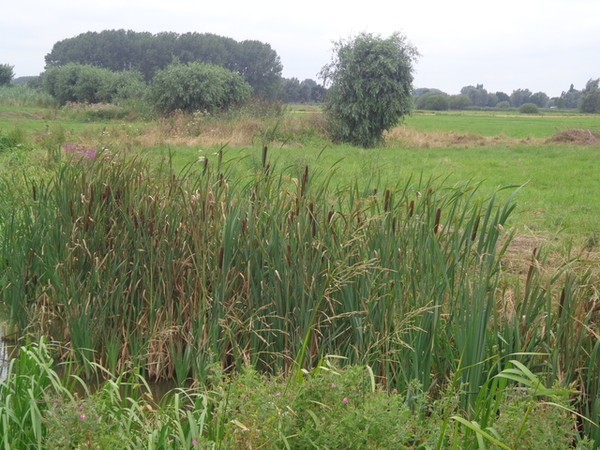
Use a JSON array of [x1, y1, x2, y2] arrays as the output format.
[[0, 64, 14, 85], [509, 88, 532, 108], [579, 78, 600, 113], [44, 30, 282, 98], [320, 31, 419, 148]]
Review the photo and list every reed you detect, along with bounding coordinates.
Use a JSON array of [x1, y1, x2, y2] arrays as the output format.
[[1, 146, 599, 444]]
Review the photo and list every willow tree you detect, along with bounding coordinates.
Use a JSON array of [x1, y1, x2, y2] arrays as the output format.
[[320, 32, 419, 148]]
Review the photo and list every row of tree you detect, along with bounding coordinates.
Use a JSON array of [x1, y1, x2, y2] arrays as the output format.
[[414, 81, 600, 112], [44, 29, 284, 98]]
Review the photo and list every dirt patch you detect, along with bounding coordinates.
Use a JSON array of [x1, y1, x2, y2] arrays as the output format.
[[544, 129, 600, 146]]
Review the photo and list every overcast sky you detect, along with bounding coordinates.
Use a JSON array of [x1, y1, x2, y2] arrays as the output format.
[[1, 0, 598, 97]]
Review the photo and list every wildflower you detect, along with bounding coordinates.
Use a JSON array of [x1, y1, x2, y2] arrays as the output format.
[[192, 439, 198, 445], [392, 388, 398, 393], [331, 383, 336, 388], [275, 392, 282, 397], [78, 406, 84, 410], [342, 397, 349, 403], [79, 413, 86, 420]]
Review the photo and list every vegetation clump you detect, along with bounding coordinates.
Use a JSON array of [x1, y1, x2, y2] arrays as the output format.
[[321, 31, 419, 147], [519, 102, 539, 114]]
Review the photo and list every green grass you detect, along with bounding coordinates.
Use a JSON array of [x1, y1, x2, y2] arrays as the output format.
[[405, 111, 600, 138], [147, 142, 600, 244]]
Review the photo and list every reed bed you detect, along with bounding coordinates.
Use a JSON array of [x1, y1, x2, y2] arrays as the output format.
[[0, 146, 599, 444]]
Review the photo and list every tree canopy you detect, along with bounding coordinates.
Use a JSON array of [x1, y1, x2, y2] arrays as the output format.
[[0, 64, 14, 86], [579, 79, 600, 113], [45, 30, 282, 98], [320, 32, 419, 148]]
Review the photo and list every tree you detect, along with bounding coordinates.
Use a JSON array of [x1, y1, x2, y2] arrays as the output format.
[[460, 85, 492, 107], [0, 64, 14, 86], [320, 32, 419, 148], [579, 78, 600, 113], [149, 61, 252, 114], [529, 91, 549, 108], [45, 30, 282, 98], [509, 88, 532, 108], [449, 94, 473, 110]]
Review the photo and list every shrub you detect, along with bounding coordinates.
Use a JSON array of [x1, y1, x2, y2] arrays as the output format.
[[496, 100, 511, 109], [43, 63, 147, 106], [519, 102, 539, 114], [321, 31, 419, 147], [149, 61, 252, 114], [416, 92, 450, 110]]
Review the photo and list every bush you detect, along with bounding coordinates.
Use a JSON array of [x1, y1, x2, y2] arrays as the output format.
[[149, 61, 252, 114], [416, 92, 450, 111], [519, 102, 539, 114], [43, 63, 147, 106], [321, 31, 419, 147], [496, 100, 511, 109]]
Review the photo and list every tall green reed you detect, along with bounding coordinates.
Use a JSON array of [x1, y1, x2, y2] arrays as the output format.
[[1, 146, 598, 444]]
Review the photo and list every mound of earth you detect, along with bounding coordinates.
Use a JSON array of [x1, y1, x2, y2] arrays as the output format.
[[545, 129, 600, 145]]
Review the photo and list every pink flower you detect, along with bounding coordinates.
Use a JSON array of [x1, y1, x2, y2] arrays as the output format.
[[342, 397, 349, 403], [79, 414, 86, 420], [331, 383, 336, 388], [392, 388, 398, 393], [192, 439, 198, 445], [275, 392, 282, 397], [78, 406, 84, 410]]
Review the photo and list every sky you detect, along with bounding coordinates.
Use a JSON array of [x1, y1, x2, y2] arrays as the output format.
[[1, 0, 598, 97]]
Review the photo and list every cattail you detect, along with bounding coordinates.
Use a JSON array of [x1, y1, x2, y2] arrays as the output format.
[[408, 200, 414, 218], [262, 145, 268, 169], [384, 189, 390, 212], [471, 216, 480, 241]]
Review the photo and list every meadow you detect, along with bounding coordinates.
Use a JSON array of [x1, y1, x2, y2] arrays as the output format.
[[0, 96, 599, 449]]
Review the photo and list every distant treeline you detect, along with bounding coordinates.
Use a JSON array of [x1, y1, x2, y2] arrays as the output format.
[[414, 81, 600, 113], [45, 29, 285, 99]]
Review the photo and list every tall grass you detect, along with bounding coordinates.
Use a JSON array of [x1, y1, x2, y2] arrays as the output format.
[[0, 85, 56, 108], [0, 147, 599, 444]]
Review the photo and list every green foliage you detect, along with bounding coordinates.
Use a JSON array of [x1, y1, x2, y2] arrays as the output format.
[[519, 102, 539, 114], [579, 78, 600, 113], [0, 64, 14, 86], [416, 92, 450, 110], [449, 94, 473, 110], [149, 61, 252, 114], [0, 84, 56, 107], [0, 344, 588, 450], [321, 31, 419, 147], [496, 100, 511, 109], [44, 29, 283, 98], [43, 63, 147, 106]]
